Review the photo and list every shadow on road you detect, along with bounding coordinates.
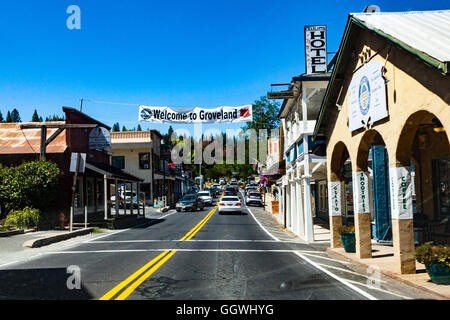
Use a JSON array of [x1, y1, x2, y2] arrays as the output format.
[[0, 268, 94, 300]]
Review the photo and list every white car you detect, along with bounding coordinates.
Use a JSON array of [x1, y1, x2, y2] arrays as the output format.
[[218, 196, 242, 214], [197, 191, 213, 206]]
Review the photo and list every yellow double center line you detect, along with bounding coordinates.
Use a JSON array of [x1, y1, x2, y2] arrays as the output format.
[[100, 195, 222, 300]]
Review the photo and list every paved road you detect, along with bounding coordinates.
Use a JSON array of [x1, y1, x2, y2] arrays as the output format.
[[0, 191, 436, 300]]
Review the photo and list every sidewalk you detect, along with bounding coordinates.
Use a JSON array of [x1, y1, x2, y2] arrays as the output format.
[[252, 204, 450, 300]]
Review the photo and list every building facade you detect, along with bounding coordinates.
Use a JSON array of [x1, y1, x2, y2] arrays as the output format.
[[314, 10, 450, 274]]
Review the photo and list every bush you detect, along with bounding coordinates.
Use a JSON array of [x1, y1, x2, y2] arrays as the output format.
[[5, 207, 40, 229], [0, 160, 60, 213], [338, 225, 355, 235], [415, 242, 450, 267]]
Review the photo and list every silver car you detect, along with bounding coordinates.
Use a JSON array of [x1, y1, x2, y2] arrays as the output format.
[[245, 192, 263, 206], [197, 191, 213, 206]]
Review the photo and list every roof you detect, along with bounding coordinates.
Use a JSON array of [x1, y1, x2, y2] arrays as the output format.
[[313, 10, 450, 140], [86, 161, 144, 182], [351, 10, 450, 70], [0, 122, 68, 154], [63, 107, 111, 131]]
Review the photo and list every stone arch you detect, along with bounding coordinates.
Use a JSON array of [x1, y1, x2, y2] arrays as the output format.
[[329, 141, 351, 182], [396, 110, 450, 166], [356, 129, 388, 172]]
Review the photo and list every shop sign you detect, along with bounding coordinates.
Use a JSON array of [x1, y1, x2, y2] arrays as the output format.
[[304, 25, 327, 74], [389, 166, 413, 220], [348, 60, 388, 131], [353, 171, 369, 213], [328, 181, 341, 216], [139, 105, 252, 124], [89, 127, 111, 150]]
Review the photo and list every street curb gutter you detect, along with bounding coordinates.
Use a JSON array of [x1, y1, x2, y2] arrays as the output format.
[[23, 228, 95, 248], [326, 248, 450, 300]]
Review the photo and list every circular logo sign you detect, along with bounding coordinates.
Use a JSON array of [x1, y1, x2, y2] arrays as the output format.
[[358, 76, 371, 115], [140, 108, 152, 120]]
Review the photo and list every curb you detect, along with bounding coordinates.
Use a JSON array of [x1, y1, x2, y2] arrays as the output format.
[[0, 229, 24, 237], [326, 248, 450, 300], [23, 228, 95, 248]]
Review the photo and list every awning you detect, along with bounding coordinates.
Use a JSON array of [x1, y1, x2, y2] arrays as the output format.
[[262, 160, 286, 176], [85, 161, 144, 182]]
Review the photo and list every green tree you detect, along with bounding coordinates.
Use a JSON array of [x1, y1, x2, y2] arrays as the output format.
[[44, 114, 65, 121], [31, 109, 42, 122], [0, 160, 61, 216], [10, 108, 21, 122], [137, 124, 142, 131], [112, 122, 120, 132], [0, 110, 3, 122], [5, 111, 12, 123], [122, 126, 128, 132], [243, 96, 280, 132]]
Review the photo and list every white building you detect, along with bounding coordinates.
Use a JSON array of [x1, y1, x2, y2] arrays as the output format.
[[276, 73, 330, 241]]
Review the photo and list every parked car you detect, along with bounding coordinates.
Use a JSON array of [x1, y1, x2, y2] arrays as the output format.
[[218, 196, 242, 214], [176, 194, 205, 212], [197, 191, 213, 206], [245, 191, 263, 206]]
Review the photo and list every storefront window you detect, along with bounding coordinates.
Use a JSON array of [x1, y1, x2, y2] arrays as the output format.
[[139, 153, 150, 169], [433, 157, 450, 219], [112, 156, 125, 169]]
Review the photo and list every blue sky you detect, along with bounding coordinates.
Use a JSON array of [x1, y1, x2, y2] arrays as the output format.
[[0, 0, 448, 137]]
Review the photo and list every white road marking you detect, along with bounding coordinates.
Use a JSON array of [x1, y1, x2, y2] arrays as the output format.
[[298, 252, 352, 264], [316, 262, 387, 283], [47, 248, 318, 254], [243, 192, 378, 300], [0, 261, 18, 268], [86, 239, 307, 244], [345, 279, 412, 300], [84, 211, 177, 243]]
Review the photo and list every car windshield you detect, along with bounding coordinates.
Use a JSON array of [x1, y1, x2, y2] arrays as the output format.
[[181, 195, 196, 201], [249, 193, 261, 197], [198, 192, 210, 196]]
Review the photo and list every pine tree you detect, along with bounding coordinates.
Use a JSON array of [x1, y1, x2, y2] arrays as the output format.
[[5, 111, 12, 123], [122, 126, 127, 132], [10, 108, 21, 122], [137, 124, 142, 131], [0, 110, 3, 123], [31, 109, 42, 122], [112, 122, 120, 132]]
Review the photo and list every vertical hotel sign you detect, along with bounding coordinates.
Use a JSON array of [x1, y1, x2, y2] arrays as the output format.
[[305, 25, 327, 74]]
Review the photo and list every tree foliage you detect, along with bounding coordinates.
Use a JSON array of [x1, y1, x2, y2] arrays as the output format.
[[0, 160, 61, 216]]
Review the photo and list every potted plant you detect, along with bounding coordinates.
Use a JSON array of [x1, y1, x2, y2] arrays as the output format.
[[415, 242, 450, 285], [338, 225, 356, 253]]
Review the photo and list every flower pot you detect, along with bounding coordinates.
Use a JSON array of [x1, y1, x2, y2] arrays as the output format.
[[340, 232, 356, 253], [426, 263, 450, 285]]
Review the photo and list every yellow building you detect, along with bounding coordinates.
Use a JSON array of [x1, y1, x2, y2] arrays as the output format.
[[313, 10, 450, 274]]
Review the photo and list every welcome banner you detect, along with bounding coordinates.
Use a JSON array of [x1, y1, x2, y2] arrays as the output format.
[[139, 105, 253, 124]]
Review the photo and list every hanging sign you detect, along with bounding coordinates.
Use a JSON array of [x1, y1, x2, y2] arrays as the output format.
[[389, 166, 413, 220], [89, 127, 111, 150], [328, 181, 342, 216], [70, 153, 86, 173], [139, 105, 253, 124], [305, 25, 327, 74], [352, 171, 370, 214], [348, 60, 388, 131]]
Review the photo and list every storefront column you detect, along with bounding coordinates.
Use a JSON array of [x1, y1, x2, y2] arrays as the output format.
[[115, 179, 119, 217], [328, 180, 343, 248], [353, 171, 372, 259], [103, 175, 108, 220], [286, 183, 291, 229], [389, 165, 416, 274], [290, 181, 296, 232], [295, 177, 304, 238]]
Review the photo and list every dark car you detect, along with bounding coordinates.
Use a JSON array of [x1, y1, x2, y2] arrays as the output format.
[[176, 194, 205, 212], [224, 186, 237, 196]]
